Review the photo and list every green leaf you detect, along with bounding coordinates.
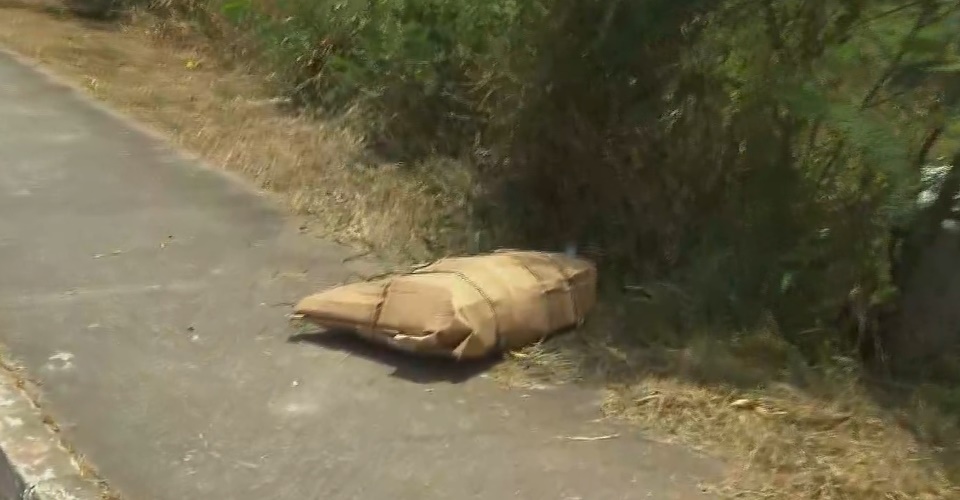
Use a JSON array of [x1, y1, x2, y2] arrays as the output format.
[[219, 0, 251, 24], [928, 61, 960, 73]]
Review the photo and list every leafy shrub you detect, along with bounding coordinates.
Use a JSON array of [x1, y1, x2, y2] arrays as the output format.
[[144, 0, 960, 361]]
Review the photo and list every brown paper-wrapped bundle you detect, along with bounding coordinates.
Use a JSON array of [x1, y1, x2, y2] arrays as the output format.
[[294, 250, 597, 359]]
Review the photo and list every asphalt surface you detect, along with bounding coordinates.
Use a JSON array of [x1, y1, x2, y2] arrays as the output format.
[[0, 50, 721, 500]]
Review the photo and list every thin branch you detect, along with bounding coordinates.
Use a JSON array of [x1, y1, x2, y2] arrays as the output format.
[[859, 10, 928, 109], [914, 125, 944, 170], [857, 0, 927, 28], [761, 0, 786, 52], [816, 137, 849, 188], [801, 117, 824, 169]]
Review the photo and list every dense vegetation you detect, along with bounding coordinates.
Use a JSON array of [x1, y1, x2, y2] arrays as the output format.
[[131, 0, 960, 370]]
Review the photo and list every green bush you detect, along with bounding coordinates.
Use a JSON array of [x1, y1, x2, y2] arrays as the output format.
[[149, 0, 960, 361]]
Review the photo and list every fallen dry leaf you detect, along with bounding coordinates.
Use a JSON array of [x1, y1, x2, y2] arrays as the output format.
[[557, 434, 620, 442], [730, 398, 759, 410]]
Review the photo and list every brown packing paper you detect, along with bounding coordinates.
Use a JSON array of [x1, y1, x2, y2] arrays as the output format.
[[293, 250, 597, 359]]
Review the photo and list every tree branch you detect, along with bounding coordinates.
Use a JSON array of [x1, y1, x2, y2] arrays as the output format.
[[914, 125, 944, 170]]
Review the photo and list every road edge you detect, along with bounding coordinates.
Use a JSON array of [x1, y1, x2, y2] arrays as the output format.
[[0, 45, 289, 211], [0, 367, 106, 500]]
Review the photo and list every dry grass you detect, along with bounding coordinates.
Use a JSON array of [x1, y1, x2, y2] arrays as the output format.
[[0, 0, 474, 263], [2, 4, 959, 500], [494, 300, 960, 499]]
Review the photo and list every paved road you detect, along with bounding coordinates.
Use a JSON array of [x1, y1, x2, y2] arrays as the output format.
[[0, 51, 720, 500]]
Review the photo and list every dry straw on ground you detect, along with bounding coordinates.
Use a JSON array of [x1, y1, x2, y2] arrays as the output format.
[[494, 301, 960, 499], [0, 3, 958, 499], [0, 0, 472, 263]]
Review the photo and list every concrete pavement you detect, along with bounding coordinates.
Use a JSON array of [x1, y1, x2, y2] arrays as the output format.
[[0, 50, 720, 500]]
